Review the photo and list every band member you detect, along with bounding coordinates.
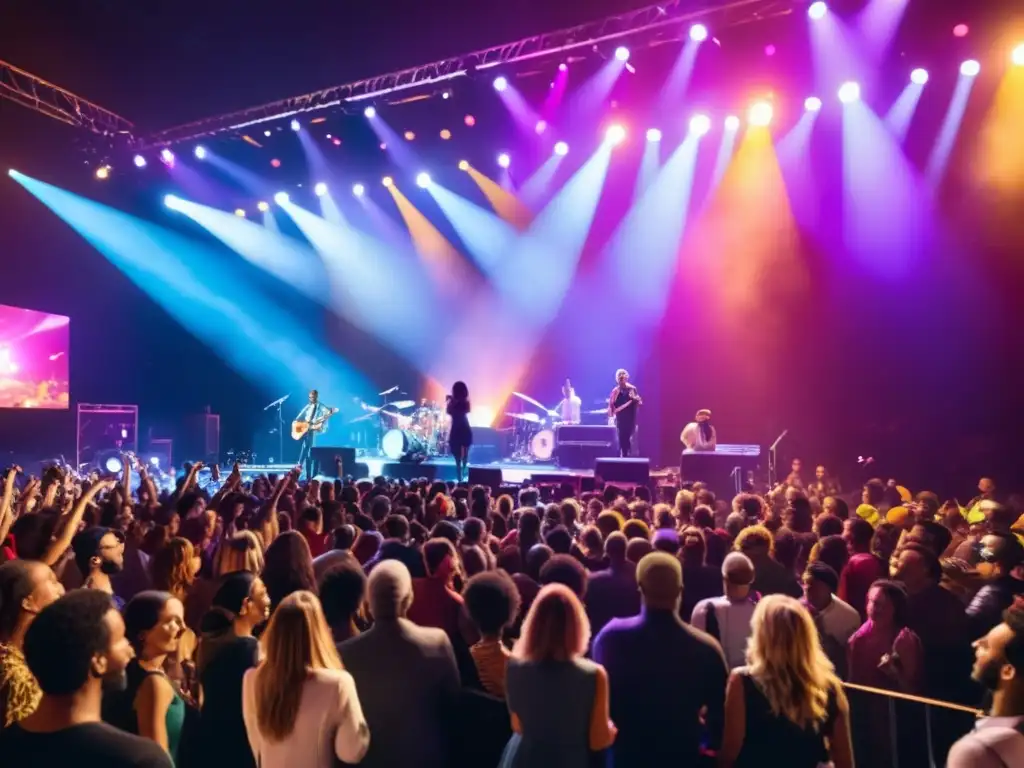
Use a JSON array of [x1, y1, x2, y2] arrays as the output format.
[[446, 381, 472, 482], [554, 378, 582, 424], [608, 369, 642, 457], [295, 389, 333, 479], [681, 408, 717, 451]]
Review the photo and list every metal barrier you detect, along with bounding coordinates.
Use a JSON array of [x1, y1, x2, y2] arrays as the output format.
[[842, 682, 983, 768]]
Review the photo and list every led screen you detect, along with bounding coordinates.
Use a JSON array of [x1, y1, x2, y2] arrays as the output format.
[[0, 303, 69, 409]]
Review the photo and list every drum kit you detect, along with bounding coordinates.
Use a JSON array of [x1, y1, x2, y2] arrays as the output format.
[[349, 391, 451, 461]]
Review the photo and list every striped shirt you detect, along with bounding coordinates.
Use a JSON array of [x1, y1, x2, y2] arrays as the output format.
[[470, 640, 510, 698]]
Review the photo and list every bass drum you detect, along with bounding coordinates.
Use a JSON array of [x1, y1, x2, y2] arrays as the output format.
[[382, 429, 428, 460], [530, 429, 555, 461]]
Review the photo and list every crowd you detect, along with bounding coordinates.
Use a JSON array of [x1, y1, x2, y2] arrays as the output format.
[[0, 455, 1022, 767]]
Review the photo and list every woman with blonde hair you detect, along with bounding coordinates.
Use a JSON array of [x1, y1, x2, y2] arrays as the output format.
[[151, 537, 201, 603], [499, 583, 616, 768], [214, 530, 265, 577], [241, 590, 368, 768], [719, 594, 853, 768]]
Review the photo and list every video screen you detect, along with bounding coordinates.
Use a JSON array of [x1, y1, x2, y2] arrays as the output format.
[[0, 303, 69, 409]]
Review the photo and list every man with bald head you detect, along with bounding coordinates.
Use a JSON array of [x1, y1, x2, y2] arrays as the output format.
[[592, 552, 727, 767], [338, 561, 460, 768]]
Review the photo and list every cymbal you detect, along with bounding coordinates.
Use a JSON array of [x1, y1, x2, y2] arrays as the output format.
[[511, 391, 547, 412], [507, 412, 541, 423], [390, 400, 416, 410]]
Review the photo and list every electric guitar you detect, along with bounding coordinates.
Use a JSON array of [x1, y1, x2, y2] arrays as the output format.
[[291, 407, 339, 440]]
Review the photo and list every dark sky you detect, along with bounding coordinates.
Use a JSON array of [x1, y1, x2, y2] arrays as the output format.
[[0, 0, 667, 131]]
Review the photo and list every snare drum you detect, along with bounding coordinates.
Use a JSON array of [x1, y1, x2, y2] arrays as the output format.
[[382, 429, 428, 460], [530, 429, 555, 461]]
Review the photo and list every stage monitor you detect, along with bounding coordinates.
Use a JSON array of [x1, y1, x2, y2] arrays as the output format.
[[0, 303, 69, 409]]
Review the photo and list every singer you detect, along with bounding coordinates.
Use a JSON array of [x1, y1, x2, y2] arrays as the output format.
[[446, 381, 472, 482]]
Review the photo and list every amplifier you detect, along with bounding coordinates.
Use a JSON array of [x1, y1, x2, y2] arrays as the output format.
[[554, 424, 618, 470]]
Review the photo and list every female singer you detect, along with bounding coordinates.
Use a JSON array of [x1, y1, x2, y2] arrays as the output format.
[[446, 381, 472, 482], [608, 369, 641, 457]]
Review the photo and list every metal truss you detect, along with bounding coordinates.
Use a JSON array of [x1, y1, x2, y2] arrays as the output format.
[[0, 58, 135, 139], [143, 0, 802, 147]]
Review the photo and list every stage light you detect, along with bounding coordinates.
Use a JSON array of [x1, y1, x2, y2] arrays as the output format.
[[606, 124, 626, 145], [559, 62, 568, 72], [382, 176, 394, 188], [314, 182, 328, 197], [163, 194, 181, 209], [493, 76, 508, 92], [133, 155, 147, 168], [458, 160, 470, 171], [364, 106, 376, 118], [535, 119, 547, 134], [464, 114, 476, 127], [953, 24, 968, 38], [257, 201, 269, 212], [748, 102, 773, 127], [274, 192, 289, 205], [808, 2, 827, 20], [646, 127, 662, 142], [379, 143, 387, 151], [270, 159, 281, 168], [440, 129, 451, 140], [497, 153, 511, 168], [264, 130, 272, 137], [804, 96, 822, 112], [94, 165, 110, 180], [194, 145, 207, 160], [724, 115, 740, 131], [160, 148, 175, 166], [404, 131, 416, 141], [332, 138, 341, 146], [910, 68, 929, 85], [689, 114, 711, 136], [1014, 44, 1024, 66], [235, 208, 246, 217], [554, 141, 569, 156], [614, 46, 630, 62], [690, 24, 708, 42], [352, 183, 365, 197], [838, 81, 861, 103], [415, 172, 431, 188], [326, 134, 332, 139], [960, 59, 980, 77], [442, 90, 451, 99], [104, 456, 123, 474], [290, 119, 300, 131]]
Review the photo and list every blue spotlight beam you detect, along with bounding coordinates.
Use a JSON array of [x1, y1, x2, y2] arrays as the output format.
[[925, 74, 977, 189], [426, 184, 519, 274]]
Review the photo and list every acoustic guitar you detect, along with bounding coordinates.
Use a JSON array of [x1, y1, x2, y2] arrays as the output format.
[[291, 407, 339, 440]]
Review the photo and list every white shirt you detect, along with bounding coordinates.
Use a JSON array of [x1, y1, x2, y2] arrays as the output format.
[[690, 595, 756, 669], [557, 393, 582, 423], [681, 422, 717, 450], [817, 595, 862, 648], [242, 666, 370, 768]]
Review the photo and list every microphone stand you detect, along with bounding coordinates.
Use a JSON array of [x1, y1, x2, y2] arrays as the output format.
[[264, 394, 290, 464], [768, 429, 788, 489]]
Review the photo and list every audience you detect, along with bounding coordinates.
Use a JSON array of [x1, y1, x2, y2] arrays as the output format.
[[801, 562, 861, 679], [463, 570, 520, 698], [691, 552, 758, 669], [584, 532, 639, 638], [735, 526, 802, 599]]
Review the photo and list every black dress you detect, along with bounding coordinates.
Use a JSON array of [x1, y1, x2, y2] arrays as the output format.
[[612, 386, 638, 457], [447, 398, 473, 457], [195, 635, 259, 768]]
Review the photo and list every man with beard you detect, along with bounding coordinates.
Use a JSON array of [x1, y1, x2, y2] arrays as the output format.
[[72, 527, 127, 610], [0, 590, 171, 767], [947, 598, 1024, 766]]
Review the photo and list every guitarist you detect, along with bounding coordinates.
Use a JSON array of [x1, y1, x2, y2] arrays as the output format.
[[608, 369, 642, 457], [295, 390, 334, 479]]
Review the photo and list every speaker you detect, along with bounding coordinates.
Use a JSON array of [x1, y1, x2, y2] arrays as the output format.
[[311, 447, 356, 476], [468, 445, 501, 464], [349, 462, 370, 480], [382, 462, 437, 481], [595, 457, 650, 486], [468, 467, 503, 491]]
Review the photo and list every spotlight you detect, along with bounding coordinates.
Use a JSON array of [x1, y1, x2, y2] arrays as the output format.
[[910, 68, 929, 85], [690, 24, 708, 42], [559, 62, 568, 72], [235, 208, 246, 217], [464, 114, 476, 127], [270, 159, 281, 168], [748, 101, 773, 127], [646, 127, 662, 142], [332, 138, 341, 146], [953, 24, 969, 38], [159, 148, 175, 166], [440, 129, 451, 140], [614, 46, 630, 62], [163, 194, 181, 209], [415, 172, 431, 188], [264, 130, 272, 137], [689, 114, 711, 136], [535, 119, 547, 134], [493, 76, 508, 92], [960, 59, 980, 77], [837, 81, 861, 103], [382, 176, 394, 187], [724, 115, 740, 131], [352, 183, 365, 197], [497, 153, 511, 168], [326, 134, 332, 139], [193, 145, 207, 160], [94, 165, 110, 180], [804, 96, 822, 112], [606, 124, 626, 145], [290, 119, 300, 131], [808, 1, 827, 20], [314, 182, 328, 197], [274, 192, 289, 205], [404, 131, 416, 141], [257, 201, 270, 212], [104, 455, 123, 474], [1014, 44, 1024, 66], [553, 141, 569, 156], [133, 155, 147, 169], [458, 160, 470, 171], [442, 90, 451, 99], [364, 106, 376, 118]]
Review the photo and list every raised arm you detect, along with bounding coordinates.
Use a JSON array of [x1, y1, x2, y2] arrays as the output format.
[[42, 478, 116, 566], [0, 467, 21, 554]]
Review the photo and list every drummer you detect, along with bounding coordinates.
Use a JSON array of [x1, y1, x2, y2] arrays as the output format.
[[554, 378, 582, 424]]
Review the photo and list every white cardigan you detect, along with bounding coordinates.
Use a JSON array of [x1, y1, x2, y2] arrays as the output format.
[[242, 667, 370, 767]]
